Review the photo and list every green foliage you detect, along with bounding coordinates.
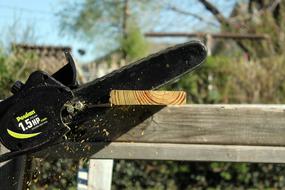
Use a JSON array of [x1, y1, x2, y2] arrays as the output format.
[[28, 158, 78, 190], [121, 24, 149, 60], [167, 56, 231, 104], [59, 0, 125, 40], [112, 161, 285, 189], [218, 0, 285, 59], [58, 0, 157, 53], [170, 55, 285, 104], [0, 49, 37, 99], [0, 53, 10, 98]]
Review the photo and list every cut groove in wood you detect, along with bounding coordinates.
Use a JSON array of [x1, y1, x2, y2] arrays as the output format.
[[110, 90, 186, 105]]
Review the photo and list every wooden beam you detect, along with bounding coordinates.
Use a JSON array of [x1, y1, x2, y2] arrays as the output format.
[[33, 104, 285, 162], [12, 43, 71, 52], [145, 32, 269, 40], [110, 90, 186, 105], [35, 142, 285, 163], [112, 104, 285, 146], [66, 104, 285, 147], [88, 159, 113, 190], [89, 143, 285, 163]]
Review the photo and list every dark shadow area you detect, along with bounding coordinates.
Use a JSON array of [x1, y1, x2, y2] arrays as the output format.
[[0, 156, 26, 190], [34, 105, 164, 159]]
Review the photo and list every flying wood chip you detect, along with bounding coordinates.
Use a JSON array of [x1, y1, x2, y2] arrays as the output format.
[[110, 90, 186, 105]]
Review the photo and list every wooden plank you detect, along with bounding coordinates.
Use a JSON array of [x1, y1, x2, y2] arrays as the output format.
[[72, 104, 285, 147], [91, 143, 285, 163], [35, 142, 285, 163], [110, 90, 186, 105], [113, 105, 285, 146], [145, 32, 269, 40], [33, 104, 285, 162], [88, 159, 113, 190]]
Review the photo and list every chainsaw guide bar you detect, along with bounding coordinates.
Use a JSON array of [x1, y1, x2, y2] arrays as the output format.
[[0, 41, 207, 162]]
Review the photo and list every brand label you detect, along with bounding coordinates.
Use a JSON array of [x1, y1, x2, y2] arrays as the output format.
[[15, 109, 48, 132], [16, 110, 36, 122]]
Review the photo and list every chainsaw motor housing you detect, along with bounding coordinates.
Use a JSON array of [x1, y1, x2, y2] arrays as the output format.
[[0, 71, 74, 151]]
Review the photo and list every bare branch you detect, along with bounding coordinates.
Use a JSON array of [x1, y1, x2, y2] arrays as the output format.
[[228, 0, 281, 23], [168, 5, 219, 27], [198, 0, 251, 55], [198, 0, 230, 27]]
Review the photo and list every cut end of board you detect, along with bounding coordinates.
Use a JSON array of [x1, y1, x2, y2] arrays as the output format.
[[110, 90, 186, 106]]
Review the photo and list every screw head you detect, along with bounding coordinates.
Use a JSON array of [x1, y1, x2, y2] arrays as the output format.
[[75, 101, 84, 110], [66, 105, 74, 114]]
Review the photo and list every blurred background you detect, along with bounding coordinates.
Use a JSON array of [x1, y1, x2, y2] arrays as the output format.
[[1, 0, 285, 189]]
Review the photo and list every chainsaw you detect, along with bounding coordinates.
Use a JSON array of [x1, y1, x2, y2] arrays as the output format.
[[0, 41, 207, 162]]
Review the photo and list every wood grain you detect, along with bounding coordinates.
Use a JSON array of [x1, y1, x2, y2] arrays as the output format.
[[110, 90, 186, 105], [88, 159, 113, 190], [91, 143, 285, 163], [113, 105, 285, 146], [35, 142, 285, 163], [33, 104, 285, 162]]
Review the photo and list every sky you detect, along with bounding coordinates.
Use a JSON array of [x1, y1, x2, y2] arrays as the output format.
[[0, 0, 88, 60], [0, 0, 236, 63]]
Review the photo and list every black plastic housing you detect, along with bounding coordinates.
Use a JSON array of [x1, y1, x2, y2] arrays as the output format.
[[0, 71, 74, 151]]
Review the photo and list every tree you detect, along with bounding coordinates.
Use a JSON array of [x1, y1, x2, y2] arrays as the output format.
[[197, 0, 285, 58], [57, 0, 156, 58], [0, 47, 38, 99]]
